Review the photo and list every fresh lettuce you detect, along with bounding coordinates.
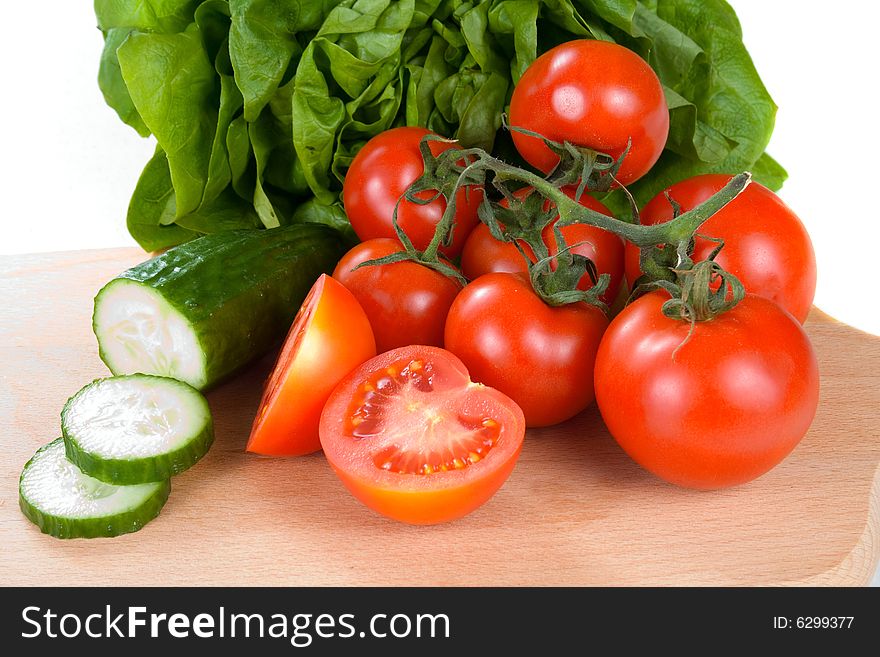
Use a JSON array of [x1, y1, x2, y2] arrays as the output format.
[[96, 0, 784, 251]]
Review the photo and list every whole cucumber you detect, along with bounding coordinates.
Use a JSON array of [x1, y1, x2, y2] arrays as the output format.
[[93, 224, 347, 389]]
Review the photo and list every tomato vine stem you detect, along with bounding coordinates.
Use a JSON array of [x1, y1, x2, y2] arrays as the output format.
[[365, 131, 752, 319], [430, 143, 751, 249]]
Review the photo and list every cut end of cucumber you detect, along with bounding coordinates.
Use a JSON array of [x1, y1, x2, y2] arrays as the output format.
[[62, 374, 214, 485], [93, 278, 206, 389], [19, 439, 170, 539]]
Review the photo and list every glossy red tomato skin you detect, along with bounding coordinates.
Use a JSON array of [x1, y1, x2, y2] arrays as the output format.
[[460, 222, 531, 278], [333, 238, 462, 353], [444, 272, 609, 427], [342, 126, 482, 258], [509, 40, 669, 185], [625, 174, 817, 323], [319, 346, 525, 525], [594, 291, 820, 490], [246, 275, 376, 456], [459, 186, 624, 305]]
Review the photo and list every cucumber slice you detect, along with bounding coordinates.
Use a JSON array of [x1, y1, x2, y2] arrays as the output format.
[[19, 439, 170, 539], [93, 280, 206, 389], [93, 224, 347, 390], [62, 374, 213, 485]]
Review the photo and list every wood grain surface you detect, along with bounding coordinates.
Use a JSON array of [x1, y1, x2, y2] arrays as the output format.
[[1, 248, 878, 586]]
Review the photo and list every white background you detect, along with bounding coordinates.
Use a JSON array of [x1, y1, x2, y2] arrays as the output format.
[[0, 2, 877, 585], [1, 1, 878, 335]]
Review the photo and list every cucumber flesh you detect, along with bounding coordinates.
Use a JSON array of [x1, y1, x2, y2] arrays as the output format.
[[62, 374, 214, 485], [93, 279, 207, 389], [19, 439, 170, 539], [93, 224, 347, 390]]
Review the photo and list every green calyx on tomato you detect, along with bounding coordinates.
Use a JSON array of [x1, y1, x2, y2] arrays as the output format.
[[460, 186, 625, 307], [474, 182, 613, 311], [361, 39, 758, 328], [343, 130, 484, 289], [594, 291, 819, 490], [627, 174, 817, 324], [400, 122, 752, 319], [631, 235, 748, 336], [333, 239, 462, 354], [508, 40, 670, 188]]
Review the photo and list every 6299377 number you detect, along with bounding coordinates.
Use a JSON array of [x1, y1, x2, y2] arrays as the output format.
[[773, 616, 854, 629]]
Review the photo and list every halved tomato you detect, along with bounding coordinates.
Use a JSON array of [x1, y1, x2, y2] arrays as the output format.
[[319, 346, 525, 524], [247, 274, 377, 456]]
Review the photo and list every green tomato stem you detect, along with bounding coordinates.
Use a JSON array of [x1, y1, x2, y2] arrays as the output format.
[[523, 169, 751, 248]]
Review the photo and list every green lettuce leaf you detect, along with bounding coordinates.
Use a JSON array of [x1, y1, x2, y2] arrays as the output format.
[[117, 23, 219, 217], [228, 0, 323, 122], [292, 0, 415, 202], [97, 28, 150, 137], [99, 0, 786, 245], [750, 152, 788, 191], [126, 148, 199, 252], [94, 0, 200, 32]]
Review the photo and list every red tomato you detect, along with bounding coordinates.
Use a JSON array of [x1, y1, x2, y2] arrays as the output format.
[[594, 291, 819, 489], [320, 346, 525, 524], [444, 272, 609, 427], [459, 186, 624, 305], [333, 238, 462, 353], [625, 174, 817, 323], [509, 40, 669, 185], [342, 126, 482, 258], [247, 275, 377, 456]]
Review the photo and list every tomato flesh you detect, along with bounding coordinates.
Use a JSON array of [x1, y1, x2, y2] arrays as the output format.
[[346, 358, 502, 474], [247, 274, 376, 456], [320, 346, 525, 524]]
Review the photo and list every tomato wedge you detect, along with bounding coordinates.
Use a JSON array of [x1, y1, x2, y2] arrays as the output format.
[[247, 274, 377, 456], [319, 346, 525, 524]]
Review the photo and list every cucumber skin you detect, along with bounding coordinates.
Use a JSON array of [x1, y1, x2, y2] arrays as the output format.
[[19, 440, 171, 539], [94, 223, 347, 390], [61, 375, 215, 485], [63, 432, 210, 485]]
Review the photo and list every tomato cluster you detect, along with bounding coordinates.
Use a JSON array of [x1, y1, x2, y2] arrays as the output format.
[[247, 39, 820, 524]]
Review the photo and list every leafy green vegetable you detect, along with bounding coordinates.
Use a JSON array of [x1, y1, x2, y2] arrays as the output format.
[[750, 152, 788, 191], [96, 0, 785, 249], [229, 0, 305, 122], [624, 0, 781, 201], [97, 28, 150, 137], [293, 0, 415, 204], [117, 23, 219, 218], [292, 198, 359, 246], [126, 148, 199, 253], [94, 0, 201, 33]]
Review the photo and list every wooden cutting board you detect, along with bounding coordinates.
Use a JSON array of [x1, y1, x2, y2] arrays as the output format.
[[1, 248, 878, 586]]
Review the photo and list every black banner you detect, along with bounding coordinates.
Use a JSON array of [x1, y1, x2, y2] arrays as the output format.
[[0, 587, 873, 653]]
